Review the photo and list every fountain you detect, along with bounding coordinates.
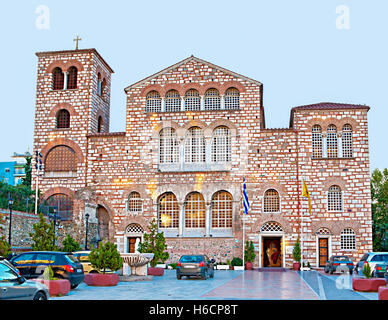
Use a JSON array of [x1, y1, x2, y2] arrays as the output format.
[[119, 253, 154, 281]]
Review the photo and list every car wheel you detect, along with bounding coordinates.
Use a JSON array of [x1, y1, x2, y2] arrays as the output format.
[[33, 291, 47, 301], [329, 269, 334, 274], [324, 268, 328, 273], [349, 270, 353, 275], [71, 284, 78, 289]]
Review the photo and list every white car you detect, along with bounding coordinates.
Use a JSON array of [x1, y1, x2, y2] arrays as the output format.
[[355, 252, 388, 276]]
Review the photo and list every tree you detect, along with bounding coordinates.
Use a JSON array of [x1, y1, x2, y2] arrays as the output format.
[[88, 241, 123, 274], [293, 237, 301, 262], [137, 219, 169, 267], [371, 168, 388, 251], [0, 213, 11, 257], [62, 234, 82, 252], [21, 156, 32, 188], [244, 241, 256, 263], [30, 212, 58, 251]]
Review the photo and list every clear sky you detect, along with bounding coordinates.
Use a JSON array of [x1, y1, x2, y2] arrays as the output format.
[[0, 0, 386, 171]]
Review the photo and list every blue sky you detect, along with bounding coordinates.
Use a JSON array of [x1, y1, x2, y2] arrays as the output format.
[[0, 0, 386, 171]]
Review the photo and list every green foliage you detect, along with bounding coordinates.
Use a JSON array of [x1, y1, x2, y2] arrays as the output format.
[[244, 241, 256, 263], [0, 236, 11, 257], [29, 212, 58, 251], [231, 257, 243, 266], [61, 234, 82, 252], [169, 263, 177, 270], [362, 262, 372, 279], [43, 266, 55, 280], [371, 168, 388, 251], [21, 156, 32, 188], [0, 181, 37, 213], [137, 219, 169, 267], [293, 237, 301, 262], [88, 241, 123, 274]]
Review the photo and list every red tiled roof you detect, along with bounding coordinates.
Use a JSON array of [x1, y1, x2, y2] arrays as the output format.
[[291, 102, 370, 111]]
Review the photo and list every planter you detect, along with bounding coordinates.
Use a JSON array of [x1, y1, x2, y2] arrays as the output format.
[[293, 262, 301, 271], [233, 266, 244, 271], [245, 262, 253, 270], [32, 279, 70, 297], [84, 273, 119, 287], [378, 286, 388, 300], [216, 265, 230, 270], [352, 278, 387, 292], [147, 267, 164, 276]]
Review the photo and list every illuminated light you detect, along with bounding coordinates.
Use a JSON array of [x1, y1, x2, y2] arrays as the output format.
[[160, 214, 171, 227], [195, 173, 205, 191]]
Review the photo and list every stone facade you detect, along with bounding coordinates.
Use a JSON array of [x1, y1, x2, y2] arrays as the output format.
[[32, 49, 372, 268]]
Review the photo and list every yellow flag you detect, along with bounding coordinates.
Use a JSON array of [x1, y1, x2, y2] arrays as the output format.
[[302, 179, 312, 214]]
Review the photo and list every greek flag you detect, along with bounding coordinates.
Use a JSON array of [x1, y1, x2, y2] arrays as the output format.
[[243, 177, 250, 215]]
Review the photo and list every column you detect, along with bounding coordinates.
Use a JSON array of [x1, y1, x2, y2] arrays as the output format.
[[205, 137, 212, 166], [337, 133, 343, 158], [64, 72, 69, 90], [220, 95, 225, 110], [322, 133, 327, 158], [200, 96, 205, 111], [178, 202, 184, 237], [181, 97, 185, 112], [205, 202, 211, 237]]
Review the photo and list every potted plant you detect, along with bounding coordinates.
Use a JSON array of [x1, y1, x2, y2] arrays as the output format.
[[244, 241, 256, 270], [85, 241, 123, 286], [231, 257, 244, 271], [216, 261, 230, 270], [33, 266, 70, 297], [292, 237, 301, 271], [353, 261, 387, 292], [138, 219, 169, 276]]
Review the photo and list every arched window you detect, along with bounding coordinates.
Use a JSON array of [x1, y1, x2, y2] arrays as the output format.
[[52, 67, 64, 90], [312, 125, 323, 158], [211, 126, 231, 163], [165, 90, 181, 112], [263, 189, 280, 213], [97, 73, 102, 96], [56, 109, 70, 129], [184, 89, 201, 111], [145, 91, 162, 112], [211, 191, 233, 228], [97, 116, 103, 133], [67, 66, 78, 89], [328, 185, 342, 211], [184, 192, 206, 229], [158, 192, 179, 228], [45, 145, 77, 172], [46, 194, 73, 221], [159, 128, 179, 164], [260, 221, 283, 233], [327, 125, 338, 158], [127, 192, 143, 213], [184, 127, 205, 163], [341, 228, 356, 250], [204, 88, 221, 110], [342, 124, 353, 158], [224, 88, 240, 110]]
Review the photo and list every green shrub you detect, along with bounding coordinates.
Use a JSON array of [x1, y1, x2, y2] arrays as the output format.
[[293, 237, 301, 262], [30, 212, 58, 251], [0, 236, 11, 258], [62, 234, 82, 252], [231, 257, 243, 267], [43, 266, 57, 280], [89, 241, 123, 274], [244, 241, 256, 263], [169, 263, 177, 270], [362, 262, 372, 279]]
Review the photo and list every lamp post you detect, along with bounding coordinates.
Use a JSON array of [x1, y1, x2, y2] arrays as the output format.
[[85, 213, 90, 250], [8, 194, 14, 246], [52, 208, 58, 247]]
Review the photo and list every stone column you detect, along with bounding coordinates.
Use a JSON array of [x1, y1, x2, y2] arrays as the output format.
[[63, 72, 69, 90], [220, 95, 225, 110], [200, 96, 205, 111], [205, 137, 212, 165], [181, 97, 185, 112], [161, 97, 165, 112], [337, 133, 343, 158], [322, 133, 327, 158], [178, 202, 184, 236], [205, 202, 211, 237]]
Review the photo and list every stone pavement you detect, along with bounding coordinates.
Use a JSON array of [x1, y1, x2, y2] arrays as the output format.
[[50, 269, 379, 300]]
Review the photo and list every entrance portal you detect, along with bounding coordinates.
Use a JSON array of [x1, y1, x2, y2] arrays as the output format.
[[262, 237, 282, 267]]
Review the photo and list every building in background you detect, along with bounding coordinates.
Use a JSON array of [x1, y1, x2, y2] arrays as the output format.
[[0, 152, 31, 186]]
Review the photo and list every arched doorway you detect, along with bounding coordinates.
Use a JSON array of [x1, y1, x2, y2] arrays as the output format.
[[259, 221, 285, 268], [125, 224, 144, 253], [96, 205, 110, 242]]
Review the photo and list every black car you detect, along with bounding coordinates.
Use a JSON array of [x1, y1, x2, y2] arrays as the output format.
[[324, 255, 354, 274], [9, 251, 84, 289], [176, 255, 215, 280]]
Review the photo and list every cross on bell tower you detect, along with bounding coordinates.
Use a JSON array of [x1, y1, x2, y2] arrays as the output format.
[[73, 35, 82, 50]]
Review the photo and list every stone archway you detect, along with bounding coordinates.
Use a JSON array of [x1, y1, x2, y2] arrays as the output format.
[[96, 205, 110, 242]]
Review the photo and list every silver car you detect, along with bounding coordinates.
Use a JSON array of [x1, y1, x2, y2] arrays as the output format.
[[0, 258, 49, 300]]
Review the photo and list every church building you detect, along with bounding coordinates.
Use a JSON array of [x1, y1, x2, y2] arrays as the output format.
[[32, 48, 372, 268]]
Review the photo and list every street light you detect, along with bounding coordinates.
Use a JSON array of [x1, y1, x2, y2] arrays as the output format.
[[85, 213, 90, 250], [8, 194, 14, 246], [52, 208, 58, 247]]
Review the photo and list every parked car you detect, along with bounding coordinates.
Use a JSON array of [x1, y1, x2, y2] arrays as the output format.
[[9, 251, 84, 289], [324, 255, 354, 274], [73, 251, 114, 274], [176, 255, 215, 280], [0, 258, 49, 300], [373, 262, 388, 278], [354, 252, 388, 276]]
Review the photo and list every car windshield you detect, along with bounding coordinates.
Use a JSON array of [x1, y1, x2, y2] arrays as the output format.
[[65, 254, 78, 263], [333, 256, 349, 261], [77, 254, 90, 262], [180, 256, 203, 263]]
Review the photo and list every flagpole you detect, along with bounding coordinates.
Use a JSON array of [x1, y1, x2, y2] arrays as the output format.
[[242, 216, 245, 268]]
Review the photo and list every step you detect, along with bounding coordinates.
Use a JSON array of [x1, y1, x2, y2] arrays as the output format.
[[257, 267, 288, 272]]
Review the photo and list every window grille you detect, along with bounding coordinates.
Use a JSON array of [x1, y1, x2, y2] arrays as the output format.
[[159, 128, 179, 164], [56, 109, 70, 129], [211, 126, 231, 163], [101, 78, 107, 100], [165, 90, 181, 112], [342, 124, 353, 158], [263, 189, 280, 213], [224, 88, 240, 110], [52, 67, 64, 90], [312, 125, 323, 158], [184, 127, 205, 163], [128, 192, 143, 213], [328, 185, 342, 211], [145, 91, 162, 112], [45, 145, 77, 172], [46, 194, 73, 221], [184, 192, 206, 228], [211, 191, 233, 228], [260, 221, 283, 233], [316, 228, 331, 235], [67, 67, 78, 89], [327, 125, 338, 158], [184, 89, 201, 111], [158, 192, 179, 228], [126, 223, 143, 234], [341, 228, 356, 250], [204, 89, 221, 110]]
